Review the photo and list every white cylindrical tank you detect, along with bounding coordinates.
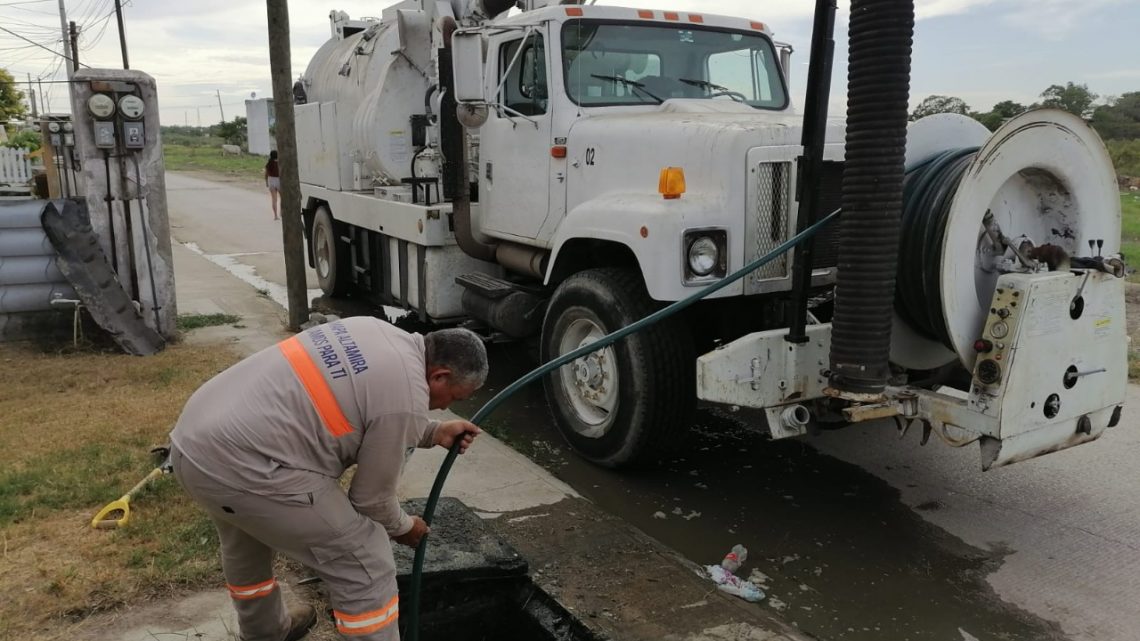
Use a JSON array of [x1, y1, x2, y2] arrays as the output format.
[[303, 16, 432, 185]]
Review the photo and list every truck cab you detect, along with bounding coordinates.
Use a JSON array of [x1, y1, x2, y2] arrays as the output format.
[[459, 6, 843, 302]]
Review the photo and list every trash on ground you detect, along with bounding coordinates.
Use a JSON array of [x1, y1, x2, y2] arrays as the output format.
[[705, 544, 765, 603]]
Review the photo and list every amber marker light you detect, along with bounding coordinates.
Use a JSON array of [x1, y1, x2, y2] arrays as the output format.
[[658, 167, 686, 199]]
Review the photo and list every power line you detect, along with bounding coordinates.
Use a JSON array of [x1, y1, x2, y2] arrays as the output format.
[[0, 23, 86, 68]]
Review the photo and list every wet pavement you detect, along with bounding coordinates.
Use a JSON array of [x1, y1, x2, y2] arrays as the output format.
[[455, 342, 1070, 641]]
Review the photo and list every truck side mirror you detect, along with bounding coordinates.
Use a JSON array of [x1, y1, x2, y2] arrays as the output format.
[[451, 31, 485, 103]]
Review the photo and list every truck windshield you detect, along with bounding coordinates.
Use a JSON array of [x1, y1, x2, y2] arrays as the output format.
[[562, 20, 787, 110]]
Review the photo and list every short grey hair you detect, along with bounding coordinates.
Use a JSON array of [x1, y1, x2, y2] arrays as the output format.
[[424, 328, 489, 388]]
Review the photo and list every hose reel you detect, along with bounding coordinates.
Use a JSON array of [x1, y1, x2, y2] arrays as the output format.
[[890, 110, 1122, 372]]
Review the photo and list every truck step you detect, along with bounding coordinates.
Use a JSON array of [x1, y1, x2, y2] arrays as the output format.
[[456, 272, 516, 300]]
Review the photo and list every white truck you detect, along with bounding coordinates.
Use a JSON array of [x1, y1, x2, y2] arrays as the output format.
[[295, 0, 1127, 470]]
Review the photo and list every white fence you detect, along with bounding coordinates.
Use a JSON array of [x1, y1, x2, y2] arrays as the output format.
[[0, 147, 35, 191]]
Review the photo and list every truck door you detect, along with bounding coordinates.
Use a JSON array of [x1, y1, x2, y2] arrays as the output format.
[[479, 30, 554, 242]]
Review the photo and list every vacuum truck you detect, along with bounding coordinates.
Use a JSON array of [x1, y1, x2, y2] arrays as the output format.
[[294, 0, 1127, 470]]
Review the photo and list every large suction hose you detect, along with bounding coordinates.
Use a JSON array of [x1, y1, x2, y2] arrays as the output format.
[[403, 208, 842, 641], [828, 0, 914, 395]]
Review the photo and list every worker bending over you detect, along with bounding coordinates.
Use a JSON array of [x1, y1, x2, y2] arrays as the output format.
[[170, 317, 486, 641]]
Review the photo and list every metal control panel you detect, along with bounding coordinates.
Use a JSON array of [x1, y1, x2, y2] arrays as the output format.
[[86, 86, 148, 152], [94, 121, 116, 148]]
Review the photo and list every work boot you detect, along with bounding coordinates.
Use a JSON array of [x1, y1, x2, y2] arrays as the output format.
[[281, 602, 317, 641]]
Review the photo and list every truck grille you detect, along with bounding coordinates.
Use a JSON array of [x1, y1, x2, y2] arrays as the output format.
[[748, 161, 792, 283], [744, 156, 842, 295]]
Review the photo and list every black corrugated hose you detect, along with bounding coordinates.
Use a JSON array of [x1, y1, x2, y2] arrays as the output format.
[[829, 0, 915, 395], [895, 147, 979, 346]]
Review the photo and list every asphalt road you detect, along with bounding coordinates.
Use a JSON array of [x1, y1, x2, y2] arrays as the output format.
[[167, 171, 1140, 641]]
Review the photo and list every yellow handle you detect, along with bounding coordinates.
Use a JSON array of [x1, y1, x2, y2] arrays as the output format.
[[90, 467, 165, 529]]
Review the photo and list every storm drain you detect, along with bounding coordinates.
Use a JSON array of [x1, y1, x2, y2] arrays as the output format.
[[389, 497, 604, 641]]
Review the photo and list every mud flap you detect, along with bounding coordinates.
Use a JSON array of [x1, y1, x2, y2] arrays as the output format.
[[40, 199, 165, 356]]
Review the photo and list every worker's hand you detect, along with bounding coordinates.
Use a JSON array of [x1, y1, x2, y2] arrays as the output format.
[[433, 420, 481, 454], [393, 516, 430, 548]]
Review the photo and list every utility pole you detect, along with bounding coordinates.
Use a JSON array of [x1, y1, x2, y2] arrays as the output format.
[[58, 0, 75, 80], [267, 0, 310, 329], [216, 89, 225, 123], [196, 106, 201, 126], [113, 0, 129, 68], [68, 21, 80, 73], [37, 77, 47, 113], [27, 73, 38, 118]]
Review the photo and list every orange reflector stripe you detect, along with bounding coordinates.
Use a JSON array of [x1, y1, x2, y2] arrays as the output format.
[[663, 11, 679, 20], [637, 9, 653, 18], [565, 7, 583, 16], [279, 336, 354, 438], [689, 14, 704, 23], [551, 145, 567, 158], [751, 20, 767, 30], [227, 578, 277, 600], [335, 596, 399, 635]]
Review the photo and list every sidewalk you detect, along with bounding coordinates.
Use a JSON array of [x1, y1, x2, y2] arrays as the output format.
[[98, 242, 813, 641]]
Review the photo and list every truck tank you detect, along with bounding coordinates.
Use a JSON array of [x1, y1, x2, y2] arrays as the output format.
[[302, 10, 434, 186]]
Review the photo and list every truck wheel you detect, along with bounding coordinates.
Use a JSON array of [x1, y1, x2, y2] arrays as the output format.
[[312, 206, 349, 296], [540, 268, 695, 468]]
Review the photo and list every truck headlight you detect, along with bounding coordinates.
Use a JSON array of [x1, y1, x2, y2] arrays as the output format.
[[688, 236, 719, 276], [683, 229, 727, 283]]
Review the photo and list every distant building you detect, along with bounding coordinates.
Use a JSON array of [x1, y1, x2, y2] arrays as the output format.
[[245, 98, 276, 156]]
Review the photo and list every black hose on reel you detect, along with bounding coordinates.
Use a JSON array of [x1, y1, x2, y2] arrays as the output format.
[[895, 147, 979, 348]]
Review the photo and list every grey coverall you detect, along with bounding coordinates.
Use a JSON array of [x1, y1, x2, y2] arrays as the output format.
[[170, 317, 440, 641]]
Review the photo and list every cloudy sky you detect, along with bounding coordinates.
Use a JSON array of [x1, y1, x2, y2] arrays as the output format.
[[2, 0, 1137, 126]]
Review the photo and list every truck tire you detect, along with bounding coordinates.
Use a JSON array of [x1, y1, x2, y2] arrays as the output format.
[[312, 205, 350, 296], [540, 268, 695, 468]]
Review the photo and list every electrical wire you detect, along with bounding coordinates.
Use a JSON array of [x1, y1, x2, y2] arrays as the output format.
[[402, 206, 843, 641], [0, 24, 87, 68]]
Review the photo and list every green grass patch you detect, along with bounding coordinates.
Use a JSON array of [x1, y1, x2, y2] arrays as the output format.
[[1121, 192, 1140, 282], [0, 444, 138, 525], [0, 342, 240, 638], [177, 313, 242, 331], [162, 142, 266, 180]]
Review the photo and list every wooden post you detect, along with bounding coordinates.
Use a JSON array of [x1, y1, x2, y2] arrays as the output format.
[[114, 0, 129, 69], [266, 0, 309, 330], [68, 21, 79, 73]]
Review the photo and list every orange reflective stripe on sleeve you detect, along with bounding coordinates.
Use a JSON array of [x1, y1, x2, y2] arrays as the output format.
[[227, 577, 277, 600], [279, 336, 355, 438], [334, 595, 400, 635]]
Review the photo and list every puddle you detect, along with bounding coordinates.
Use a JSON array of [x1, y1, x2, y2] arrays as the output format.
[[454, 342, 1069, 641]]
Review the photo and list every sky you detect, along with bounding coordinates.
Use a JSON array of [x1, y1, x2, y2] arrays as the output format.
[[2, 0, 1138, 127]]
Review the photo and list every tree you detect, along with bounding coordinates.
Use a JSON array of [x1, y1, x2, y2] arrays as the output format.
[[216, 116, 248, 147], [1091, 92, 1140, 140], [0, 68, 27, 121], [3, 129, 41, 151], [910, 95, 971, 121], [970, 100, 1027, 131], [1039, 82, 1098, 119]]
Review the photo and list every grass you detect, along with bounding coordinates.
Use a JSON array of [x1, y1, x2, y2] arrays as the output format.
[[177, 313, 242, 331], [0, 342, 240, 640], [1121, 192, 1140, 282], [162, 143, 265, 181]]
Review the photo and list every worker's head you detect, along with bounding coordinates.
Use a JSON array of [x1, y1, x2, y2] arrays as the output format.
[[269, 150, 278, 161], [424, 328, 488, 409]]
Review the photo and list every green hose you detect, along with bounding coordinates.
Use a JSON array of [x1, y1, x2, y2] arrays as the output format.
[[404, 207, 842, 641]]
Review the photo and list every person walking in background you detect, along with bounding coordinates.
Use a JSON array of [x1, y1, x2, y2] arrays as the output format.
[[265, 150, 281, 220]]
